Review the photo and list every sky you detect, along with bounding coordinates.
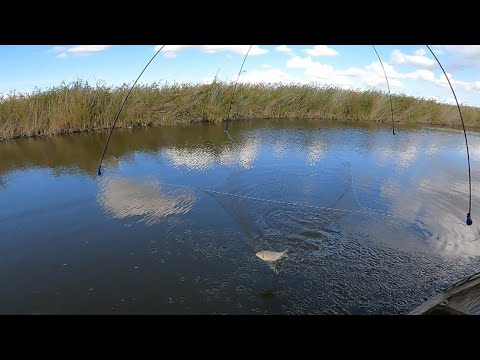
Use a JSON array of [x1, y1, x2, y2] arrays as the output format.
[[1, 45, 480, 107]]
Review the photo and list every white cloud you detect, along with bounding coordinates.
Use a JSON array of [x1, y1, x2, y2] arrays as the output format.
[[404, 69, 436, 82], [276, 45, 293, 54], [390, 49, 435, 68], [414, 49, 426, 56], [284, 55, 403, 88], [163, 51, 177, 59], [154, 45, 268, 56], [433, 45, 480, 69], [67, 45, 111, 54], [434, 71, 473, 92], [287, 56, 335, 79], [49, 46, 66, 53], [226, 51, 480, 102], [435, 45, 480, 56], [50, 45, 111, 58], [283, 56, 445, 90], [304, 45, 339, 57], [341, 61, 403, 87]]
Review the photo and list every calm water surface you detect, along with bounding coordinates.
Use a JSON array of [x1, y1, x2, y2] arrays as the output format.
[[1, 119, 480, 314]]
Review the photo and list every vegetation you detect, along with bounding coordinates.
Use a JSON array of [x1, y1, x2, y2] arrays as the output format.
[[1, 80, 479, 140]]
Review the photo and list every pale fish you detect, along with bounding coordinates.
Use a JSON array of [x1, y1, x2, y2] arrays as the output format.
[[255, 250, 288, 262]]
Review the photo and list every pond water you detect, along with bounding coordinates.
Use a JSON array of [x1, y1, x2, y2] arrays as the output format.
[[1, 119, 480, 314]]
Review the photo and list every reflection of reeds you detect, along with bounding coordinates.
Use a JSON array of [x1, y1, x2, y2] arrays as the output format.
[[1, 79, 480, 140]]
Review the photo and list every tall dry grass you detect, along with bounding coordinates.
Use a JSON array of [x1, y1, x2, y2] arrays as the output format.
[[1, 80, 479, 140]]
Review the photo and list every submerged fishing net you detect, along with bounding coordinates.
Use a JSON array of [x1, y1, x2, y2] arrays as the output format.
[[200, 161, 370, 271]]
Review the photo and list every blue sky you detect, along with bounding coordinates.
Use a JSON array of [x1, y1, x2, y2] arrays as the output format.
[[1, 45, 480, 107]]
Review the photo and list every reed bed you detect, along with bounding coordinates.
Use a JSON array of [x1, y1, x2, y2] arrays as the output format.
[[1, 80, 479, 140]]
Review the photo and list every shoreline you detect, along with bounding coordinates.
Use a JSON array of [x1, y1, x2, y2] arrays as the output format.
[[2, 81, 479, 141], [2, 116, 480, 143]]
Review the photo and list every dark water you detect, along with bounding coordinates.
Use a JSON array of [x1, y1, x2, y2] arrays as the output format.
[[1, 119, 480, 314]]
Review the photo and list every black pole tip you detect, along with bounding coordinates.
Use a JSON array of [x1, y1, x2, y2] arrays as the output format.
[[97, 165, 102, 176], [467, 213, 473, 225]]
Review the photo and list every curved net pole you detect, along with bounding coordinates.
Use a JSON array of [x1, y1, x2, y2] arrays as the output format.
[[372, 45, 395, 135], [224, 45, 252, 142], [426, 45, 472, 225], [97, 45, 166, 176]]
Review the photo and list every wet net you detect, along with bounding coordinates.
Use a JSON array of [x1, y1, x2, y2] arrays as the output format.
[[197, 161, 375, 269]]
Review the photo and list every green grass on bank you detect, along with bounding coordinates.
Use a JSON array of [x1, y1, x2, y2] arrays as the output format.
[[1, 80, 479, 140]]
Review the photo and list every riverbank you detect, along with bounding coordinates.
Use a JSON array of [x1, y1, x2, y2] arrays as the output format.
[[1, 80, 479, 140]]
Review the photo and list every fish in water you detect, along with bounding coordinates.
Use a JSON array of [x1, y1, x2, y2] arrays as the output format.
[[255, 250, 287, 262]]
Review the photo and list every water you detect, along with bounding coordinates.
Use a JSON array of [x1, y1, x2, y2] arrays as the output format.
[[1, 119, 480, 314]]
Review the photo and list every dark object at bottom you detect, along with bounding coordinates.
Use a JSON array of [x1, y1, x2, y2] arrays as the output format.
[[467, 212, 473, 225], [409, 271, 480, 315]]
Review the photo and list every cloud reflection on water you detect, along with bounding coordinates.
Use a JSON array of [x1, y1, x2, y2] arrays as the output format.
[[97, 177, 196, 225]]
